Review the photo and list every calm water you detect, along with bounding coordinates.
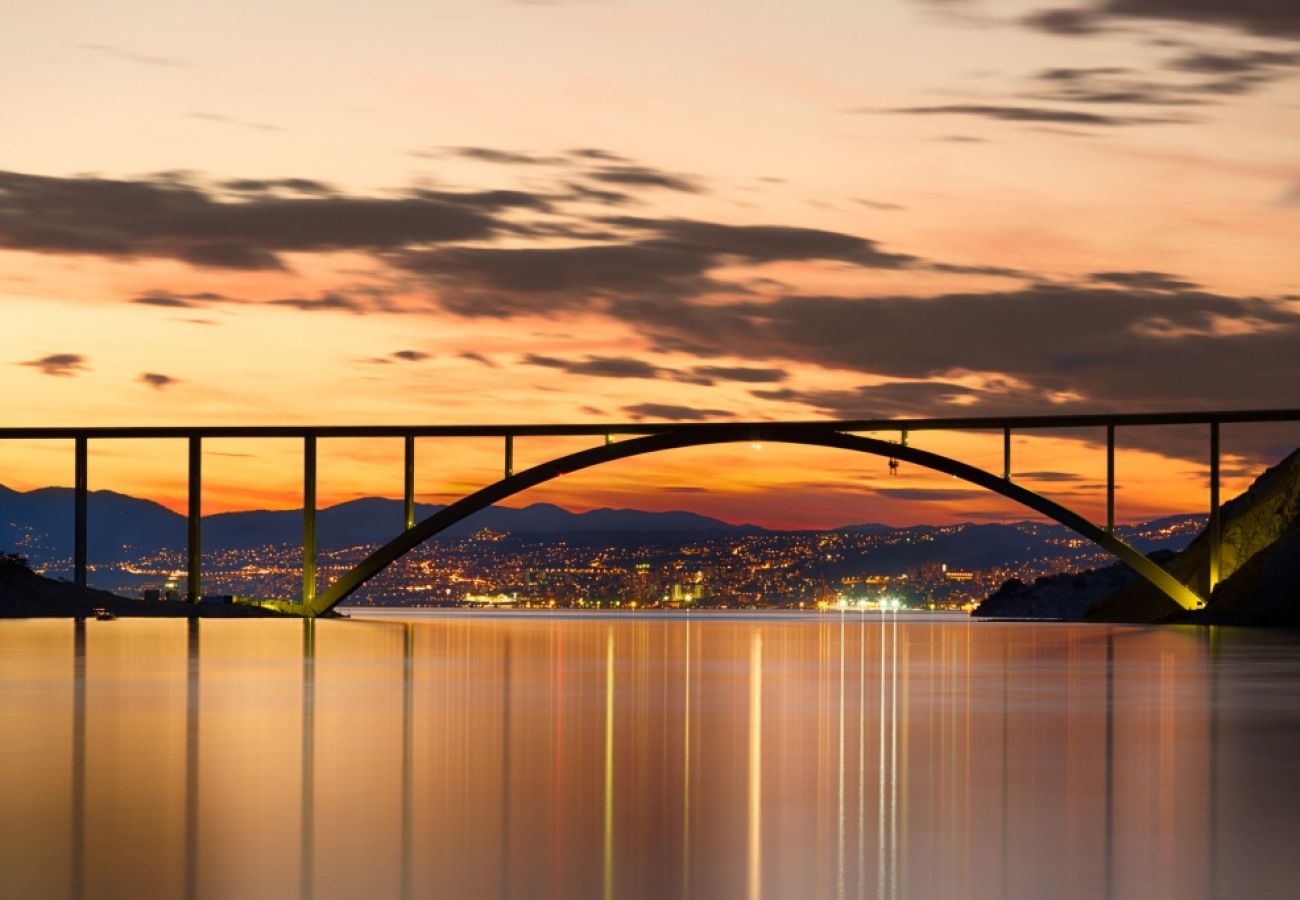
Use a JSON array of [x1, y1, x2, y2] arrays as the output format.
[[2, 612, 1299, 900]]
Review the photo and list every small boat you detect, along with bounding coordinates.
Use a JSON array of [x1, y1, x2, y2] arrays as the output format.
[[92, 607, 116, 621]]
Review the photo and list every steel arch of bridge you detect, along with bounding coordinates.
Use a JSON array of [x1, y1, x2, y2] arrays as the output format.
[[306, 424, 1206, 616]]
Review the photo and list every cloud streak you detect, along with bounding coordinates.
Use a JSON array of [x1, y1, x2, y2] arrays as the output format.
[[22, 353, 87, 376]]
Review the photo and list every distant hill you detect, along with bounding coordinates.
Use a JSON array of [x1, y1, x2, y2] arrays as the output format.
[[1, 481, 1209, 590], [0, 486, 765, 562]]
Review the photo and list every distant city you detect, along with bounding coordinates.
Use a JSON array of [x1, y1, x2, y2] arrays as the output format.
[[1, 484, 1203, 611]]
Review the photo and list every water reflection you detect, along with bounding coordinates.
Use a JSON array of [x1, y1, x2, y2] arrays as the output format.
[[1, 614, 1299, 899]]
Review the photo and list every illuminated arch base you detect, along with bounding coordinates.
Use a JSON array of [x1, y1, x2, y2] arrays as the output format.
[[306, 425, 1205, 616]]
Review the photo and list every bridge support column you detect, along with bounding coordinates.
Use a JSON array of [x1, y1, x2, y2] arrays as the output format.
[[74, 436, 87, 589], [504, 434, 514, 479], [303, 435, 317, 605], [403, 435, 415, 532], [1209, 423, 1221, 593], [1106, 425, 1115, 534], [187, 436, 202, 602], [1003, 428, 1011, 480]]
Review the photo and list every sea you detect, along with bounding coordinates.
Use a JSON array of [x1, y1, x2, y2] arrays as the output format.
[[2, 610, 1298, 899]]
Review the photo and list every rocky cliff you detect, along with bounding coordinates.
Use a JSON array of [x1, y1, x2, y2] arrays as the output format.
[[977, 447, 1300, 623]]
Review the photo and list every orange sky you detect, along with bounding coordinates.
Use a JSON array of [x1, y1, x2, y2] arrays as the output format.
[[2, 0, 1299, 527]]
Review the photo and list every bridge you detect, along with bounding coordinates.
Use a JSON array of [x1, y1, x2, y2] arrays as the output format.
[[6, 409, 1300, 616]]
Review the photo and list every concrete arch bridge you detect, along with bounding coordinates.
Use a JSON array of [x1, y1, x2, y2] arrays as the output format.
[[9, 410, 1299, 616]]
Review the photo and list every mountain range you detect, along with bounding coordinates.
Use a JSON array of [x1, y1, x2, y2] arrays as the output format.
[[2, 483, 1200, 575], [0, 484, 764, 562]]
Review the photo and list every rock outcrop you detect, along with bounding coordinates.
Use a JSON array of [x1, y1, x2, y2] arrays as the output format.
[[978, 447, 1300, 623], [0, 556, 285, 618]]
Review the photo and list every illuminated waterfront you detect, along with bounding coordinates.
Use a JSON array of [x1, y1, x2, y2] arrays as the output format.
[[2, 612, 1298, 899]]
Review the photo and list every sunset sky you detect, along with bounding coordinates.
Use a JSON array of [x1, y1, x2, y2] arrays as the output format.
[[3, 0, 1299, 528]]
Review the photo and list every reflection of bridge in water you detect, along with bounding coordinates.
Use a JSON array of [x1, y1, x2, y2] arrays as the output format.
[[6, 409, 1300, 615]]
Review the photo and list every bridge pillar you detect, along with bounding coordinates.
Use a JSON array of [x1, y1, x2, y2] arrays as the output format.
[[187, 436, 202, 602], [74, 436, 87, 589], [403, 435, 415, 532], [303, 435, 317, 605], [1003, 427, 1011, 481], [1209, 423, 1221, 592], [1106, 425, 1115, 534], [504, 434, 514, 479]]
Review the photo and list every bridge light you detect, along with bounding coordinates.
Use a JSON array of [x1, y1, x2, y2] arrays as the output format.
[[751, 442, 763, 451]]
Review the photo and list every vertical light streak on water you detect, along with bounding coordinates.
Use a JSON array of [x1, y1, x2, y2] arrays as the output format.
[[682, 619, 692, 900], [948, 628, 958, 900], [838, 612, 846, 900], [1158, 650, 1176, 900], [71, 619, 86, 900], [1207, 627, 1220, 900], [1104, 633, 1115, 900], [890, 613, 899, 900], [300, 619, 315, 900], [603, 628, 615, 900], [552, 626, 566, 900], [184, 619, 200, 900], [748, 628, 763, 900], [878, 613, 887, 900], [401, 623, 413, 900], [1001, 640, 1010, 899], [858, 611, 866, 900]]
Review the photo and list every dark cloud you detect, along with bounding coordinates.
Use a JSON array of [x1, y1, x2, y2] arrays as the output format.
[[407, 243, 716, 317], [563, 183, 636, 205], [855, 199, 907, 211], [131, 291, 240, 308], [622, 403, 734, 421], [1016, 471, 1088, 482], [928, 262, 1030, 278], [1281, 184, 1300, 206], [403, 217, 929, 318], [133, 295, 193, 308], [1024, 2, 1300, 40], [663, 486, 710, 493], [524, 354, 663, 379], [459, 351, 498, 367], [584, 165, 700, 193], [601, 286, 1300, 423], [1102, 0, 1300, 40], [1025, 53, 1299, 106], [890, 103, 1182, 125], [443, 147, 563, 165], [268, 293, 363, 312], [222, 178, 333, 194], [750, 382, 991, 419], [611, 217, 919, 267], [22, 353, 87, 376], [0, 170, 534, 271], [391, 350, 431, 362], [1025, 66, 1208, 106], [1168, 49, 1300, 74], [691, 365, 788, 383], [521, 354, 787, 386], [1088, 270, 1200, 291], [1022, 8, 1110, 35], [567, 148, 633, 162], [935, 134, 990, 143], [140, 372, 177, 389], [872, 487, 986, 502]]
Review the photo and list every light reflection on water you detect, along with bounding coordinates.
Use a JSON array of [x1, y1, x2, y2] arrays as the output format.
[[1, 612, 1299, 900]]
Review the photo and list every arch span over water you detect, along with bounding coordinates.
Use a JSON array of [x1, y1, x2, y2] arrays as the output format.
[[308, 425, 1205, 615]]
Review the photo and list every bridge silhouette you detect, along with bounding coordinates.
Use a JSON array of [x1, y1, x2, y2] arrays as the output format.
[[7, 408, 1300, 616]]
